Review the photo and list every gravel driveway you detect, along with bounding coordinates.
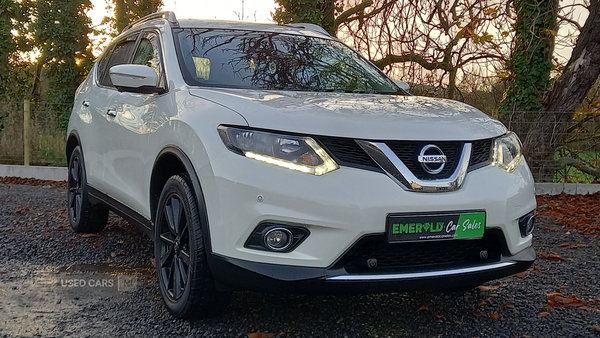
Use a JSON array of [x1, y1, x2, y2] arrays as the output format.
[[1, 183, 599, 338]]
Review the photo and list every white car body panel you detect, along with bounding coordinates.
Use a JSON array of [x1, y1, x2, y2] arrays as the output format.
[[189, 88, 507, 140]]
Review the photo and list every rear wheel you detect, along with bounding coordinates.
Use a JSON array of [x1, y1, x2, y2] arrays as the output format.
[[67, 146, 108, 233], [155, 174, 230, 318]]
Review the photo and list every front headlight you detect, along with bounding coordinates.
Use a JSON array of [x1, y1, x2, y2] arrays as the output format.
[[218, 126, 339, 176], [491, 131, 522, 173]]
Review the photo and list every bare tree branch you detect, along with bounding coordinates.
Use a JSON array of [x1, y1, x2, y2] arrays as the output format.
[[372, 53, 452, 71], [334, 0, 374, 28]]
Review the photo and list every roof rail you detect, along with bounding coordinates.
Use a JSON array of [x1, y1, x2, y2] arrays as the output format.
[[283, 23, 331, 37], [122, 11, 179, 33]]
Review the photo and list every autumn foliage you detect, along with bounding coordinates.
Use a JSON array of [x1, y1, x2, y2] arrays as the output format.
[[536, 193, 600, 234]]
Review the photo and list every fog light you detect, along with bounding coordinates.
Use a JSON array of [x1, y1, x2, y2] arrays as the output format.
[[245, 223, 310, 252], [518, 210, 536, 237], [263, 227, 293, 251]]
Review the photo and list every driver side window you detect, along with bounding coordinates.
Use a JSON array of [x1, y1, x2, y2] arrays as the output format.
[[132, 31, 165, 89], [98, 33, 139, 87]]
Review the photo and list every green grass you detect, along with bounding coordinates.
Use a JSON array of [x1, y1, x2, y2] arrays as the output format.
[[553, 150, 600, 183]]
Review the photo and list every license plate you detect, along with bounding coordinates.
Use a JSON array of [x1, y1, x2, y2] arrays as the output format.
[[386, 211, 486, 243]]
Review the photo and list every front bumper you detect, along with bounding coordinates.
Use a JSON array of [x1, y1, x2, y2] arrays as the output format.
[[209, 245, 535, 293], [199, 152, 536, 268]]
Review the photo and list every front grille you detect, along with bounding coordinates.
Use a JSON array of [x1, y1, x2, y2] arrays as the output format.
[[469, 139, 493, 170], [317, 136, 493, 177], [339, 231, 503, 273], [386, 141, 462, 180], [317, 137, 381, 172]]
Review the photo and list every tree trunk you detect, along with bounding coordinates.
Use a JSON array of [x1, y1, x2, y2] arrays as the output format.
[[524, 0, 600, 182]]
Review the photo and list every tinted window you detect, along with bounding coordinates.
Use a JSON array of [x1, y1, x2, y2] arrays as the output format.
[[132, 31, 164, 88], [175, 29, 400, 94], [96, 45, 114, 84], [99, 34, 139, 87]]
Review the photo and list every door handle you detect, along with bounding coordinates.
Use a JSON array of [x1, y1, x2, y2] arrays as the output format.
[[107, 109, 117, 117]]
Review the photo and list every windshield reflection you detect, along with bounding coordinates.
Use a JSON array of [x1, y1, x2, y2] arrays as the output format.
[[176, 29, 400, 94]]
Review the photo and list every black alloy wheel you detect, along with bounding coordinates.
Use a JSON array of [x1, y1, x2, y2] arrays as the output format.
[[67, 146, 108, 233], [68, 152, 83, 224], [157, 192, 191, 300], [155, 174, 230, 318]]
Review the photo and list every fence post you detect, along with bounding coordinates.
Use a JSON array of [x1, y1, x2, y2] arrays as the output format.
[[23, 99, 30, 166]]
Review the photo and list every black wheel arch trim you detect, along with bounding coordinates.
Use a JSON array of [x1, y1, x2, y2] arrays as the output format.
[[152, 146, 213, 253], [66, 130, 82, 162]]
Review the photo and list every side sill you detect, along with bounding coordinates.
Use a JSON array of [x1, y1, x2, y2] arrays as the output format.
[[87, 185, 153, 238]]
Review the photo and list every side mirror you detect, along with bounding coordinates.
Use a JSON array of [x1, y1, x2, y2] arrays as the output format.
[[109, 64, 164, 94], [392, 79, 410, 94]]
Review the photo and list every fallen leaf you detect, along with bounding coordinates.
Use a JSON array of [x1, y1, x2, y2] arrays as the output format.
[[92, 242, 102, 249], [538, 312, 550, 317], [247, 333, 275, 338], [500, 304, 515, 310], [55, 225, 69, 231], [81, 233, 101, 238], [44, 231, 50, 238], [490, 312, 498, 320], [418, 306, 429, 311], [150, 257, 156, 268], [593, 325, 600, 332], [0, 271, 7, 274], [538, 252, 564, 261], [559, 242, 590, 249], [478, 285, 501, 291], [454, 320, 462, 324], [513, 271, 526, 278]]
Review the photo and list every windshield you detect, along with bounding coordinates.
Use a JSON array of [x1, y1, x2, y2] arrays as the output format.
[[175, 28, 401, 94]]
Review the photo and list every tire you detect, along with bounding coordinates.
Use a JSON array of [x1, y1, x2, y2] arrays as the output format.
[[67, 146, 109, 233], [155, 174, 231, 318]]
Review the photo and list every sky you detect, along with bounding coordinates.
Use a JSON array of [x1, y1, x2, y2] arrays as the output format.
[[88, 0, 278, 26]]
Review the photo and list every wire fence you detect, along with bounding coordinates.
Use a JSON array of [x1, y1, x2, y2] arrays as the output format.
[[0, 100, 599, 183], [501, 110, 600, 184]]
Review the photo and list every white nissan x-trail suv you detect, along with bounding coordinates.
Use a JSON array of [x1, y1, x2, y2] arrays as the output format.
[[67, 12, 536, 318]]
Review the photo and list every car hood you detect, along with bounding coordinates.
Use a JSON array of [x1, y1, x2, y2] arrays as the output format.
[[188, 88, 506, 140]]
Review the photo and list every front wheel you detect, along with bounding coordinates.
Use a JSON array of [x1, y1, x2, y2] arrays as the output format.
[[155, 174, 230, 318]]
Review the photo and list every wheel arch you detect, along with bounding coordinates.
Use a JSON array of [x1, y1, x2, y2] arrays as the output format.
[[66, 131, 81, 163], [150, 146, 212, 252]]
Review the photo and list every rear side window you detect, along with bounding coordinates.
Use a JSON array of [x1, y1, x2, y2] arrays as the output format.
[[98, 33, 139, 87]]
